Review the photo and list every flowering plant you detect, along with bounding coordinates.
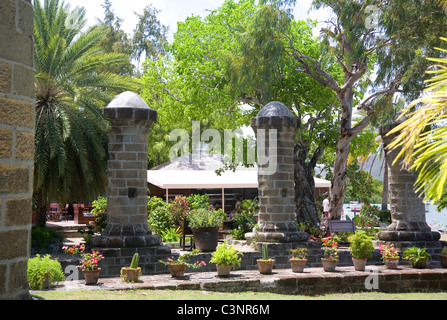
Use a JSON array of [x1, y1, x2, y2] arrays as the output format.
[[158, 249, 206, 269], [63, 244, 104, 271], [378, 242, 400, 261], [321, 236, 339, 260]]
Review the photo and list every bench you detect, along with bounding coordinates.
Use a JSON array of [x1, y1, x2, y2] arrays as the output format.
[[329, 220, 356, 233]]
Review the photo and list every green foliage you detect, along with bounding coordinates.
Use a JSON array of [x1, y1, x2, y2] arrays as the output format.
[[289, 248, 309, 260], [403, 246, 431, 268], [188, 208, 226, 228], [130, 253, 139, 269], [348, 231, 375, 259], [91, 196, 108, 232], [169, 196, 189, 225], [27, 254, 65, 290], [160, 227, 181, 243], [344, 161, 383, 204], [31, 225, 63, 251], [210, 240, 243, 269], [33, 0, 137, 223], [147, 196, 168, 215], [230, 210, 257, 240], [147, 206, 173, 236], [187, 194, 211, 211]]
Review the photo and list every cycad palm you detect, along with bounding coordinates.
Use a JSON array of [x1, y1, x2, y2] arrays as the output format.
[[33, 0, 138, 225], [388, 37, 447, 203]]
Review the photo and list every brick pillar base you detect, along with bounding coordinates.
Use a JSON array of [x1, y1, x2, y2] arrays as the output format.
[[378, 123, 440, 242]]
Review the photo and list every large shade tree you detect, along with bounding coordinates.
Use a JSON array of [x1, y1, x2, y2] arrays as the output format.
[[251, 0, 447, 219], [142, 0, 352, 226], [33, 0, 138, 226]]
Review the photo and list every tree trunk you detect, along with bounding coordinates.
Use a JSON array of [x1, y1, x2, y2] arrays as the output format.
[[329, 133, 351, 220], [34, 188, 47, 227], [294, 141, 320, 227]]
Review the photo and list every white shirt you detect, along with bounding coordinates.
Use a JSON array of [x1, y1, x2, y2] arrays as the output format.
[[323, 198, 330, 212]]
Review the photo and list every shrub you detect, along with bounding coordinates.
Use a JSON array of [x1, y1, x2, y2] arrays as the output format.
[[147, 205, 173, 236], [188, 208, 225, 228], [348, 230, 375, 259], [27, 254, 65, 289], [31, 225, 63, 251], [230, 211, 257, 240], [210, 240, 243, 269]]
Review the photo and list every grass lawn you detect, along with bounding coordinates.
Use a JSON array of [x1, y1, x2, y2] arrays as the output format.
[[32, 289, 447, 300]]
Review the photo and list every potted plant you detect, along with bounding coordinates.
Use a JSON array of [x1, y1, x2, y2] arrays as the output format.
[[321, 236, 339, 272], [120, 253, 142, 283], [348, 230, 375, 271], [27, 254, 65, 289], [63, 244, 104, 285], [440, 247, 447, 268], [159, 249, 206, 278], [188, 207, 226, 252], [257, 243, 275, 274], [288, 248, 309, 273], [378, 242, 401, 269], [210, 240, 243, 277], [403, 246, 431, 269]]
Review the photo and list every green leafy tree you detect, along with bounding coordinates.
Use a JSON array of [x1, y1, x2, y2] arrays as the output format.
[[255, 0, 447, 219], [33, 0, 137, 226], [142, 0, 346, 226], [95, 0, 135, 75]]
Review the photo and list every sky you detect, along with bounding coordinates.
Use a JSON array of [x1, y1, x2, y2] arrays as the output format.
[[66, 0, 331, 41]]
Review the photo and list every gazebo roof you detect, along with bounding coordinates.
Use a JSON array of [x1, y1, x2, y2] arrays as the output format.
[[147, 154, 331, 189]]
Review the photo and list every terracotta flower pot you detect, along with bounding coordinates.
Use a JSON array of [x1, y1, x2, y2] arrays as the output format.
[[257, 259, 274, 274], [216, 264, 232, 277], [321, 258, 338, 272], [121, 267, 141, 283], [411, 257, 428, 269], [439, 255, 447, 268], [352, 257, 367, 271], [289, 259, 307, 273], [384, 257, 399, 269], [82, 268, 101, 285], [168, 264, 187, 277]]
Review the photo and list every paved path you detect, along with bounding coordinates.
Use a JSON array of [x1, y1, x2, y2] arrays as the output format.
[[32, 265, 447, 295]]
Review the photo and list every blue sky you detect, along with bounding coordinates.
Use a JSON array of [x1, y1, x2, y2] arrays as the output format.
[[66, 0, 329, 41]]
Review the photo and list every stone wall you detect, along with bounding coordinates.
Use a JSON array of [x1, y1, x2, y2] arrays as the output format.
[[0, 0, 35, 300]]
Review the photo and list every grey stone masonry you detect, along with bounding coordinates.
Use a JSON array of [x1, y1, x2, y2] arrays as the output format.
[[378, 122, 440, 242], [245, 101, 308, 243], [91, 92, 162, 248]]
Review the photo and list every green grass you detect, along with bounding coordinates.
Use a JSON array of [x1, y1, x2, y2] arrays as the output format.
[[32, 289, 447, 300]]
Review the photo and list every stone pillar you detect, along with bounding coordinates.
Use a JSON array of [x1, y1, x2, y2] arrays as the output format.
[[246, 101, 308, 243], [91, 92, 161, 247], [378, 123, 440, 242], [0, 0, 35, 300], [90, 92, 170, 276]]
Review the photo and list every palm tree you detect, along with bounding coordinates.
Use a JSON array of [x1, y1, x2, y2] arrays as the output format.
[[33, 0, 138, 226], [387, 37, 447, 204]]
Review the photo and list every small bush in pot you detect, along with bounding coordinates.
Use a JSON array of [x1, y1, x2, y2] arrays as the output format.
[[289, 248, 309, 273], [403, 246, 430, 269], [27, 254, 65, 289], [348, 230, 375, 271], [210, 240, 243, 276]]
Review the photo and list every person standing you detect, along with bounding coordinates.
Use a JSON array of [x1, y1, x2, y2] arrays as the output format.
[[323, 195, 330, 217]]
